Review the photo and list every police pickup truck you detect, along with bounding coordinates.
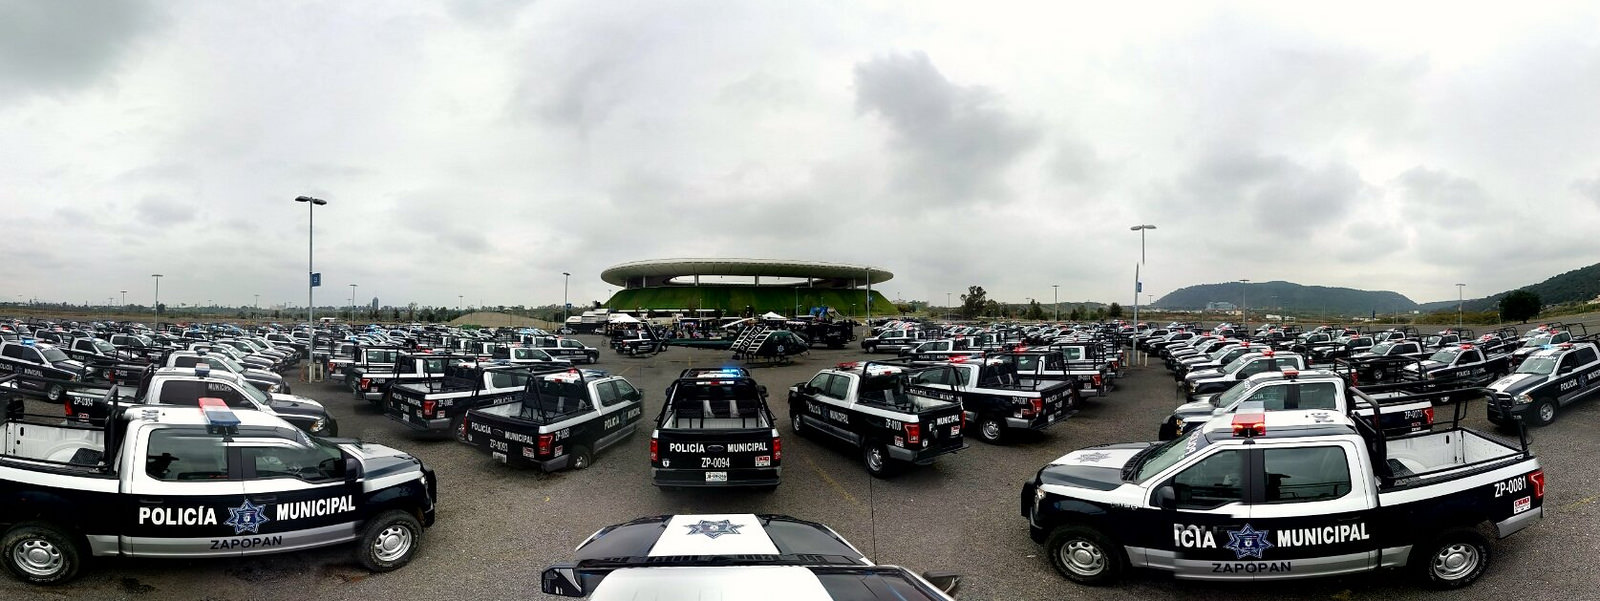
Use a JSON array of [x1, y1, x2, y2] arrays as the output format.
[[902, 356, 1075, 444], [897, 338, 984, 362], [341, 346, 402, 396], [788, 362, 966, 478], [1337, 339, 1426, 384], [997, 350, 1106, 398], [350, 352, 473, 405], [1172, 341, 1261, 381], [1181, 351, 1307, 403], [1487, 339, 1600, 427], [651, 367, 780, 489], [1158, 369, 1438, 441], [488, 345, 572, 368], [1022, 402, 1543, 588], [1306, 334, 1376, 364], [539, 514, 959, 600], [0, 340, 89, 402], [1397, 342, 1513, 387], [461, 368, 644, 471], [384, 364, 534, 436], [610, 329, 667, 357], [75, 366, 338, 437], [529, 335, 601, 364], [166, 350, 289, 394], [0, 396, 436, 584], [860, 328, 929, 354]]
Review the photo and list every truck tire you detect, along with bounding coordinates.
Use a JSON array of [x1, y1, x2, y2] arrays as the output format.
[[790, 413, 806, 436], [1530, 399, 1557, 427], [977, 415, 1007, 445], [2, 522, 83, 585], [1046, 525, 1123, 585], [1412, 528, 1490, 589], [862, 441, 899, 478], [569, 446, 593, 470], [356, 510, 422, 572]]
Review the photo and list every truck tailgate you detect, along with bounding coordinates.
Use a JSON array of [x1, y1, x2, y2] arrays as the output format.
[[655, 427, 778, 472], [460, 408, 544, 463]]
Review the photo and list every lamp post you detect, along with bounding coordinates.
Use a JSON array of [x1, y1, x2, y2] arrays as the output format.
[[295, 195, 328, 326], [120, 290, 127, 307], [1240, 279, 1251, 333], [1130, 224, 1156, 330], [1456, 283, 1466, 328], [151, 274, 163, 327], [458, 295, 464, 313], [349, 284, 358, 322], [562, 272, 571, 327], [1052, 284, 1060, 322]]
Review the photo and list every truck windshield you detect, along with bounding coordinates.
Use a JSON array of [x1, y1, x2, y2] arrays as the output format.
[[1516, 356, 1558, 376], [93, 340, 117, 354], [1210, 380, 1254, 407], [41, 347, 69, 363], [1427, 348, 1461, 364], [1522, 335, 1552, 348], [1133, 429, 1211, 483], [1370, 342, 1396, 356]]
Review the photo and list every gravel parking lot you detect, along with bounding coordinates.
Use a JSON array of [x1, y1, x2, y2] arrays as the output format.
[[6, 333, 1597, 600]]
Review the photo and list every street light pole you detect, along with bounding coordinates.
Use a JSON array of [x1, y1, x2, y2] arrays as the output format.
[[1130, 224, 1157, 329], [120, 290, 127, 307], [1240, 279, 1252, 333], [1052, 284, 1059, 322], [562, 272, 571, 327], [1456, 283, 1466, 328], [350, 284, 358, 322], [151, 274, 163, 327], [295, 196, 328, 327]]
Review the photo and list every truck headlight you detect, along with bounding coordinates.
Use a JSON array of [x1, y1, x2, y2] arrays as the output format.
[[1034, 484, 1046, 505], [311, 417, 327, 432], [1514, 393, 1533, 405], [1173, 417, 1184, 429], [269, 383, 280, 393]]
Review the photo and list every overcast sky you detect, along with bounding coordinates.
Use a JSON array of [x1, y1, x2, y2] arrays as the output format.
[[4, 1, 1599, 310]]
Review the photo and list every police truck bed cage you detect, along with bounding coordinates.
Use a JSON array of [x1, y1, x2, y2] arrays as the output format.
[[1346, 383, 1529, 489], [479, 367, 596, 423], [661, 369, 770, 429]]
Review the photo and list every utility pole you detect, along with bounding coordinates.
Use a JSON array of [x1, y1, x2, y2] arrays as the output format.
[[151, 274, 163, 328], [1052, 284, 1059, 322], [295, 195, 328, 327], [562, 272, 571, 327]]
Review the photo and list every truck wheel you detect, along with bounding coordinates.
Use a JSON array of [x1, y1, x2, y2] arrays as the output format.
[[1530, 399, 1557, 427], [280, 383, 292, 394], [790, 413, 806, 435], [1046, 525, 1123, 585], [2, 523, 83, 585], [978, 416, 1007, 445], [569, 446, 593, 470], [1413, 528, 1490, 589], [356, 510, 422, 572], [45, 385, 65, 403], [862, 441, 899, 478]]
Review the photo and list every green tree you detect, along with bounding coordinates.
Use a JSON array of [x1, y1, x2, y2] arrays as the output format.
[[1499, 289, 1542, 323], [1068, 306, 1082, 321], [1026, 300, 1044, 320], [392, 307, 401, 321], [961, 286, 988, 318], [1107, 302, 1123, 318]]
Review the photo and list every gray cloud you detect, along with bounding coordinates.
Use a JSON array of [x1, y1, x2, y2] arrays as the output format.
[[135, 195, 195, 225], [1165, 149, 1370, 238], [0, 0, 163, 99], [854, 52, 1039, 206], [1572, 173, 1600, 208]]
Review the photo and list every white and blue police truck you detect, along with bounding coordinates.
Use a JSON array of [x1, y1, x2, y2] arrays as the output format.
[[0, 388, 437, 584], [541, 513, 961, 600]]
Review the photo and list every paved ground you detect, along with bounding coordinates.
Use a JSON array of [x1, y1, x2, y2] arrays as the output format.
[[5, 334, 1598, 600]]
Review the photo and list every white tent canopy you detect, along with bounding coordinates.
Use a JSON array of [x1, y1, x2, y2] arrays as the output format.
[[608, 313, 641, 324], [760, 311, 786, 320]]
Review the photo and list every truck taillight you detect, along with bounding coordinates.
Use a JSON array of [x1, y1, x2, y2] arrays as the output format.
[[459, 415, 469, 438], [1031, 397, 1043, 416], [1423, 406, 1434, 425], [773, 436, 782, 461], [904, 423, 921, 445], [1529, 470, 1545, 499], [539, 434, 554, 456], [422, 399, 436, 417], [1092, 374, 1103, 387], [650, 437, 658, 462], [360, 378, 371, 391], [63, 400, 74, 417]]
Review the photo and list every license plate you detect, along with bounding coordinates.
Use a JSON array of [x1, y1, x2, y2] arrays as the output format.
[[491, 452, 507, 464], [950, 426, 961, 436], [705, 471, 728, 482]]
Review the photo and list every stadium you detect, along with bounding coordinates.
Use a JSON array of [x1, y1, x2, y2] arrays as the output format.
[[599, 258, 896, 317]]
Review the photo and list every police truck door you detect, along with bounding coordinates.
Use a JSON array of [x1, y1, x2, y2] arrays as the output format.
[[1239, 441, 1378, 579], [125, 425, 248, 557], [235, 431, 364, 555], [1147, 447, 1254, 579]]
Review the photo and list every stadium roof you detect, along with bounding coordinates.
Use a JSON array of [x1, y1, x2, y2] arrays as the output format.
[[600, 258, 893, 289]]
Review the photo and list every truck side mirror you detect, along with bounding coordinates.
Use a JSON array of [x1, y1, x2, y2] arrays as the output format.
[[541, 564, 586, 597], [343, 457, 362, 483], [921, 571, 963, 596], [1155, 485, 1177, 510]]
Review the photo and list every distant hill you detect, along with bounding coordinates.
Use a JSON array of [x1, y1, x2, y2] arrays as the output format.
[[1453, 262, 1600, 313], [1154, 281, 1417, 315]]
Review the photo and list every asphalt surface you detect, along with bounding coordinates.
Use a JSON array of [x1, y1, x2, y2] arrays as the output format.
[[5, 333, 1598, 600]]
